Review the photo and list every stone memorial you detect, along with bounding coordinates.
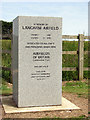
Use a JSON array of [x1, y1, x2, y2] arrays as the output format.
[[12, 16, 62, 107]]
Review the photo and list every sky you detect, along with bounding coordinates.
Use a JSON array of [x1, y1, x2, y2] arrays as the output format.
[[0, 1, 89, 35]]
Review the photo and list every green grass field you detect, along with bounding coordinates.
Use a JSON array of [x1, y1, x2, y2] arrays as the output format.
[[1, 40, 89, 96], [62, 81, 88, 98], [0, 78, 12, 95]]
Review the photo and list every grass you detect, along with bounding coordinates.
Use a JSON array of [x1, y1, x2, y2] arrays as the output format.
[[62, 54, 78, 67], [0, 78, 12, 95], [62, 41, 88, 51], [62, 71, 78, 81], [38, 117, 89, 120], [2, 53, 11, 67], [2, 39, 11, 50], [2, 70, 11, 83], [62, 81, 88, 98], [62, 41, 78, 51]]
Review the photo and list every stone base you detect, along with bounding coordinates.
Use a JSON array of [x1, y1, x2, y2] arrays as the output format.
[[2, 96, 80, 113]]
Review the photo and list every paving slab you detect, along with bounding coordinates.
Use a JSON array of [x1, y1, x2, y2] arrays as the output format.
[[2, 96, 80, 113]]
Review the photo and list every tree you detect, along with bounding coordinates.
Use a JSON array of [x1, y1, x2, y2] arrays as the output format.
[[2, 21, 12, 34]]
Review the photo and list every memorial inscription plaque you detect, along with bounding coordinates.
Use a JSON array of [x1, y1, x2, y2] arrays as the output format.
[[12, 16, 62, 107]]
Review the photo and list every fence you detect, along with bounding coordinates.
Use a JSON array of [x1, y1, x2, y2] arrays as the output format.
[[1, 34, 90, 81]]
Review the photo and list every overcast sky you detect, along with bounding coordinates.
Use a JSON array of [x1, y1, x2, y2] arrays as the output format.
[[0, 1, 88, 35]]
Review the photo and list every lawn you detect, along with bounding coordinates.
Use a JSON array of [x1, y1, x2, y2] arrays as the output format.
[[62, 80, 88, 98], [0, 78, 12, 95]]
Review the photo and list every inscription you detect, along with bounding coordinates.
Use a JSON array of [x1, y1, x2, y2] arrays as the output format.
[[33, 52, 50, 61], [31, 71, 50, 80], [22, 23, 59, 30]]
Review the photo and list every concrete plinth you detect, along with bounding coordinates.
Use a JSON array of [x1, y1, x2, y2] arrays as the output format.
[[2, 96, 80, 113]]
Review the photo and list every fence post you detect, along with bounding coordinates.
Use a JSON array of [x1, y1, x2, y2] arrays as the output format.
[[78, 34, 84, 80]]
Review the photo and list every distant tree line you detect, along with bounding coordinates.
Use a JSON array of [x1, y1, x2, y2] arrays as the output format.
[[2, 21, 12, 35]]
